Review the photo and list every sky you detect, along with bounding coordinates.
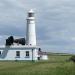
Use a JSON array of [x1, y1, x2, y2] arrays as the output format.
[[0, 0, 75, 53]]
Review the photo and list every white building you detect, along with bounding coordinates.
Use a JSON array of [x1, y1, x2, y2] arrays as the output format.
[[0, 45, 38, 61], [38, 51, 48, 60], [0, 9, 39, 61]]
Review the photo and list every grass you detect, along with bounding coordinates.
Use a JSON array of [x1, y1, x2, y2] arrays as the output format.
[[0, 54, 75, 75]]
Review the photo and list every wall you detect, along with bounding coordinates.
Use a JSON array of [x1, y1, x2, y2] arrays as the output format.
[[0, 46, 38, 61]]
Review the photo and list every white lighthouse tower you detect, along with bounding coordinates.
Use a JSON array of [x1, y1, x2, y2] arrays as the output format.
[[26, 9, 36, 46]]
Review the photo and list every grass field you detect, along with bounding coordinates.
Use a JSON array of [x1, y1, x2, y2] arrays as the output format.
[[0, 54, 75, 75]]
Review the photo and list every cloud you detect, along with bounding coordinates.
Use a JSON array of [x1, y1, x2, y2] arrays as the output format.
[[0, 0, 75, 53]]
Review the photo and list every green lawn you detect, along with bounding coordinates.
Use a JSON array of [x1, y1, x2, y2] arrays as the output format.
[[0, 55, 75, 75]]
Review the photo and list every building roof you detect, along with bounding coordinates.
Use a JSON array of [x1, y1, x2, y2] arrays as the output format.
[[38, 51, 48, 55], [0, 45, 39, 50]]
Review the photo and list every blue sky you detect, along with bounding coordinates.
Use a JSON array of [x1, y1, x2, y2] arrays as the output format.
[[0, 0, 75, 53]]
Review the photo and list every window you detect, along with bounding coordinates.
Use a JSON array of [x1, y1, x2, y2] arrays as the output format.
[[0, 51, 1, 55], [16, 51, 20, 57], [26, 51, 29, 57], [28, 13, 34, 17]]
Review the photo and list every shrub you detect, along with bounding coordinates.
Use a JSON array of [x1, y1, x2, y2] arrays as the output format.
[[69, 55, 75, 62]]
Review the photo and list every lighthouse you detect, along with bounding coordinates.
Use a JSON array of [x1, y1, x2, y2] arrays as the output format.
[[26, 9, 36, 46], [0, 9, 48, 61]]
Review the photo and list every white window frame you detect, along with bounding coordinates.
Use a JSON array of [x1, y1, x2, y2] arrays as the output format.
[[16, 51, 20, 58], [25, 51, 30, 58]]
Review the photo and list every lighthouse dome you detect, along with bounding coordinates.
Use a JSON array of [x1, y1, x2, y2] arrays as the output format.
[[28, 9, 34, 13]]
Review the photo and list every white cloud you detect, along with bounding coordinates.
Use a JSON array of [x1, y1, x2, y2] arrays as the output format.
[[0, 0, 75, 53]]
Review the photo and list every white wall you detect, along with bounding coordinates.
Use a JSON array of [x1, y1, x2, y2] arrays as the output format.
[[0, 46, 38, 61], [41, 55, 48, 60]]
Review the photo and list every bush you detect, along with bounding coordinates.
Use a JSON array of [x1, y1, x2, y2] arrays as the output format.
[[69, 55, 75, 62]]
